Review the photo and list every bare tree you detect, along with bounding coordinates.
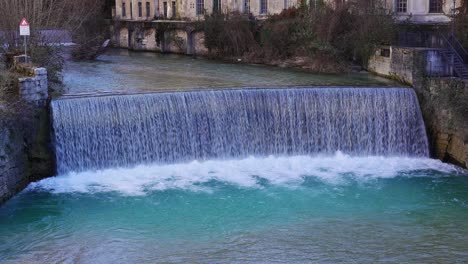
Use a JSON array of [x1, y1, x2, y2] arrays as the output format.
[[0, 0, 105, 48], [0, 0, 108, 84]]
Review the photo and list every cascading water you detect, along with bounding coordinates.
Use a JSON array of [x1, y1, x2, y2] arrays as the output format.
[[51, 87, 429, 174]]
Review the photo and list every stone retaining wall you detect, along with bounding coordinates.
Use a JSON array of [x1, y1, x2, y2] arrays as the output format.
[[413, 78, 467, 168], [18, 68, 48, 106], [0, 117, 30, 204], [0, 62, 52, 204], [368, 47, 452, 85]]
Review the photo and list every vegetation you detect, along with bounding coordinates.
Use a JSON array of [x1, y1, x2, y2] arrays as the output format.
[[0, 0, 110, 85], [203, 0, 396, 73], [0, 69, 32, 125], [454, 0, 468, 50]]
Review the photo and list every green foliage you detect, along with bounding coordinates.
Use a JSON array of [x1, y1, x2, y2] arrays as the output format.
[[203, 1, 396, 69], [260, 14, 314, 58], [203, 13, 258, 57]]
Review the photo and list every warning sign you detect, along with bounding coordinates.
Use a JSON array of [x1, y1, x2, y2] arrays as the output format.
[[19, 18, 30, 36]]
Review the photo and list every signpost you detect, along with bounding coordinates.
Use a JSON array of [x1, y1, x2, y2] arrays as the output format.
[[19, 18, 30, 57]]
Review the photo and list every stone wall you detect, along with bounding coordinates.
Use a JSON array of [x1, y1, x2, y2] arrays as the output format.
[[368, 47, 452, 85], [113, 22, 208, 56], [0, 116, 29, 204], [18, 68, 48, 106], [413, 78, 468, 168], [0, 63, 53, 204]]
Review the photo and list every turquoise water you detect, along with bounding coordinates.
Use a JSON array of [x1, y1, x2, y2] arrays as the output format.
[[62, 49, 398, 94], [1, 154, 467, 263]]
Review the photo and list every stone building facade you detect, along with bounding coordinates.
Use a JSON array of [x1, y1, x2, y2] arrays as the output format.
[[389, 0, 462, 24], [114, 0, 461, 22], [114, 0, 301, 21], [111, 0, 462, 56]]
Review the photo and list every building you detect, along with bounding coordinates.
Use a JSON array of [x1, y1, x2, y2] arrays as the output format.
[[111, 0, 466, 77], [115, 0, 157, 20], [114, 0, 461, 22], [390, 0, 461, 24], [114, 0, 300, 20]]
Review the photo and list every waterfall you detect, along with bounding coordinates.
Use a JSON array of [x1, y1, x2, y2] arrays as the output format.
[[51, 87, 429, 174]]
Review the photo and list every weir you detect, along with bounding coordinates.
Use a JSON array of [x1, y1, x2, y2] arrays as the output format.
[[51, 87, 429, 174]]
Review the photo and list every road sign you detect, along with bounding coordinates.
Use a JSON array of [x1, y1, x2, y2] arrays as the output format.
[[19, 18, 30, 36], [19, 18, 30, 57]]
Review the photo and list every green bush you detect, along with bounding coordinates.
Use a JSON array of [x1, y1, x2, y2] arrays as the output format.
[[203, 1, 396, 69], [204, 13, 258, 57]]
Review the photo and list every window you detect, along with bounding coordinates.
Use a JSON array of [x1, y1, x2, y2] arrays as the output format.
[[429, 0, 443, 13], [396, 0, 407, 13], [163, 2, 168, 17], [130, 2, 133, 18], [260, 0, 268, 14], [172, 1, 176, 17], [196, 0, 204, 15], [122, 2, 126, 17], [213, 0, 221, 13], [146, 2, 151, 17], [284, 0, 293, 9], [380, 48, 390, 57], [243, 0, 250, 13], [138, 2, 142, 17]]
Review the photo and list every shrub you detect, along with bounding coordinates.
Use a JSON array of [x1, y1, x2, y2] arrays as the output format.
[[204, 13, 258, 57], [203, 0, 396, 69]]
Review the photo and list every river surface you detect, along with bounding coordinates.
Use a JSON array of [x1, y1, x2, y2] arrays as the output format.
[[1, 50, 467, 263], [0, 154, 467, 263], [62, 49, 397, 94]]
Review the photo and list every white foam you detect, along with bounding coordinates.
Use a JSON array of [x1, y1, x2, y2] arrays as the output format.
[[28, 152, 466, 195]]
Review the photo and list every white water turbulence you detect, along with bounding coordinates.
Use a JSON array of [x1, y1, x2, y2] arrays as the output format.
[[29, 153, 463, 195], [51, 87, 429, 174]]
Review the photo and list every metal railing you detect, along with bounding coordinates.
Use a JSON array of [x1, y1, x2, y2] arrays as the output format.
[[439, 33, 468, 79], [446, 33, 468, 64]]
